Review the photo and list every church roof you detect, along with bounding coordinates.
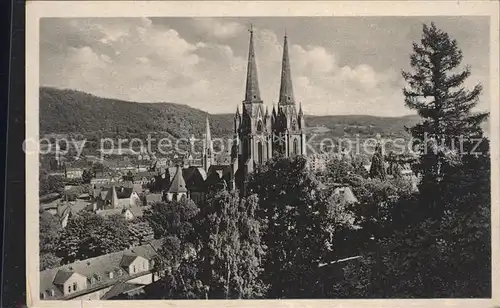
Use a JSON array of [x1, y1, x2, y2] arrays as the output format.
[[168, 166, 188, 193], [278, 34, 295, 105], [244, 25, 262, 104]]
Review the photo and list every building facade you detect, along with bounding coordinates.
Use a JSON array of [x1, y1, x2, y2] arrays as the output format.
[[230, 28, 307, 194]]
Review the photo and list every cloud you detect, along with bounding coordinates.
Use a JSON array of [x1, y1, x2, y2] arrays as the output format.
[[40, 17, 487, 117], [191, 18, 245, 40]]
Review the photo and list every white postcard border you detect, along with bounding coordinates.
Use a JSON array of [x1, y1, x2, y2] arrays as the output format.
[[25, 1, 500, 307]]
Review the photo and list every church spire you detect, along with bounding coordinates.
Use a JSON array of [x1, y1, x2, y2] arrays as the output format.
[[205, 116, 212, 147], [278, 33, 295, 105], [203, 116, 213, 172], [244, 24, 262, 103]]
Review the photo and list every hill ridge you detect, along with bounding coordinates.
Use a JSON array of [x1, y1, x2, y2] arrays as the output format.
[[40, 87, 422, 139]]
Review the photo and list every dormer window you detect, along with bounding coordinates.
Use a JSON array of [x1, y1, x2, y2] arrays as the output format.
[[108, 271, 114, 279], [40, 292, 46, 299], [50, 289, 55, 297]]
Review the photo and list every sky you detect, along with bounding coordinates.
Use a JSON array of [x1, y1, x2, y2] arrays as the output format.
[[40, 17, 490, 116]]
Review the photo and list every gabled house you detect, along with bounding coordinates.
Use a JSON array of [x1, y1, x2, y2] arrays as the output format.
[[39, 240, 163, 301], [95, 186, 140, 210]]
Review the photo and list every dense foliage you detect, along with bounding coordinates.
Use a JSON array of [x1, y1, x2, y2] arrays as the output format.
[[55, 212, 130, 264], [39, 211, 63, 270]]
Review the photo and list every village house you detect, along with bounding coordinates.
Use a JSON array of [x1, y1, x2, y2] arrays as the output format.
[[65, 167, 83, 179], [39, 240, 163, 300], [94, 186, 141, 210]]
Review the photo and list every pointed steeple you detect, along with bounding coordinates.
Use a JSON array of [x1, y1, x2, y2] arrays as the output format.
[[278, 33, 295, 105], [235, 105, 240, 118], [205, 116, 212, 150], [168, 166, 188, 193], [204, 116, 213, 172], [298, 102, 303, 116], [244, 24, 262, 103], [109, 186, 118, 208]]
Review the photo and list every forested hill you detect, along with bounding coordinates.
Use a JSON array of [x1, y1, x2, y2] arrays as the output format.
[[40, 87, 233, 139], [40, 87, 424, 138]]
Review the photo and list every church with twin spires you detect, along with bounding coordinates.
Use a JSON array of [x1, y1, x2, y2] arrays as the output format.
[[201, 26, 307, 195]]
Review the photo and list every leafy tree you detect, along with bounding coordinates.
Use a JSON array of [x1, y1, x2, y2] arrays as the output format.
[[123, 170, 135, 182], [39, 170, 65, 196], [350, 22, 493, 298], [143, 199, 202, 299], [325, 156, 354, 184], [81, 169, 93, 184], [56, 212, 129, 264], [39, 211, 63, 270], [40, 253, 63, 271], [143, 200, 199, 240], [247, 155, 337, 298], [197, 191, 267, 299], [369, 143, 386, 180]]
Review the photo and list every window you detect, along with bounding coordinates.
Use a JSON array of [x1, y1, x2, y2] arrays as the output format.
[[72, 282, 77, 291], [257, 142, 263, 165], [50, 289, 55, 297], [293, 139, 299, 156], [133, 265, 136, 273], [108, 271, 114, 279], [257, 120, 263, 132], [40, 292, 46, 299], [67, 285, 71, 293]]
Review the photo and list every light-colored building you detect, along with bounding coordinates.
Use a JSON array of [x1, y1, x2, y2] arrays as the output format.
[[39, 240, 163, 301], [65, 168, 83, 179]]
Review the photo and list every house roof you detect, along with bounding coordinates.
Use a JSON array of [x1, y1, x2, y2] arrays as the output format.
[[206, 165, 232, 187], [39, 239, 163, 300], [332, 186, 358, 204], [101, 282, 144, 300], [101, 186, 134, 201], [52, 270, 75, 285], [168, 167, 188, 193], [125, 206, 146, 218], [56, 200, 90, 220], [145, 194, 162, 203], [116, 187, 134, 199], [96, 209, 122, 218], [135, 171, 156, 180], [119, 254, 139, 267]]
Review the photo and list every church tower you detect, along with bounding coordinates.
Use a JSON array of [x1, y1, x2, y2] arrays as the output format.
[[272, 34, 306, 157], [202, 116, 213, 172], [232, 25, 273, 193]]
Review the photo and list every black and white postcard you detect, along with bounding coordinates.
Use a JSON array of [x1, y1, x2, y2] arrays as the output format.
[[25, 1, 500, 307]]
